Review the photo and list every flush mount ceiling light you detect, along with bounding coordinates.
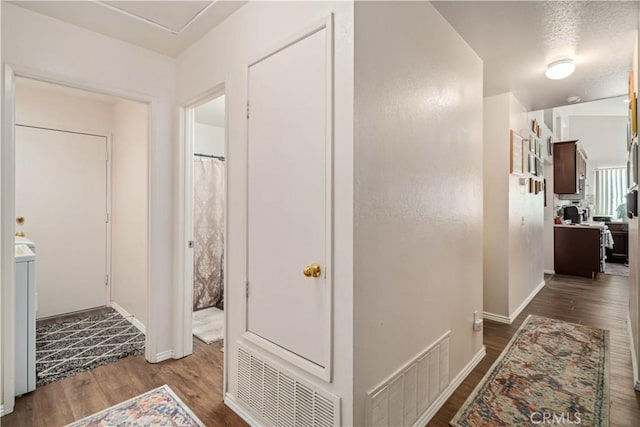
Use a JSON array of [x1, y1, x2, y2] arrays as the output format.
[[545, 59, 576, 80]]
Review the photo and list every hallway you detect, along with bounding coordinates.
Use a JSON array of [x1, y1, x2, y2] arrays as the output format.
[[429, 273, 640, 426]]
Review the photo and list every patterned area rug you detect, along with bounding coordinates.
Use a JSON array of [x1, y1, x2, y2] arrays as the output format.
[[36, 308, 145, 386], [192, 306, 224, 344], [451, 315, 609, 427], [66, 385, 204, 427]]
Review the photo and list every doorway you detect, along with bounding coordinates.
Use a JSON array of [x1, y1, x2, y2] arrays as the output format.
[[12, 76, 149, 389], [184, 91, 227, 354]]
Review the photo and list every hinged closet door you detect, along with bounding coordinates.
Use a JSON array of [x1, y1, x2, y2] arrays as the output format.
[[15, 126, 108, 318], [246, 18, 333, 375]]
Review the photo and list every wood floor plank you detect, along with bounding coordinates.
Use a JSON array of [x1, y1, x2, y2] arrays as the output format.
[[32, 380, 75, 427], [60, 370, 110, 420]]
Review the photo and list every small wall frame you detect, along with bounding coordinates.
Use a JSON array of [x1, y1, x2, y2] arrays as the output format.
[[510, 130, 524, 175]]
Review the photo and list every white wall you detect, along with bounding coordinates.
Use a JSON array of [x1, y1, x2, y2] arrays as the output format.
[[508, 96, 545, 315], [111, 99, 148, 327], [353, 2, 484, 425], [483, 94, 510, 315], [483, 93, 545, 319], [176, 1, 354, 423], [16, 79, 113, 133], [2, 3, 176, 411], [567, 115, 627, 199], [194, 122, 224, 157], [528, 110, 556, 274]]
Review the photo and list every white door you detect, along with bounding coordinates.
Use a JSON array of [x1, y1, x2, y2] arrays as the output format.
[[247, 22, 332, 370], [15, 126, 108, 318]]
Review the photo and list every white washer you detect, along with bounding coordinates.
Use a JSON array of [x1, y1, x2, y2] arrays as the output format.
[[15, 238, 36, 395], [15, 236, 35, 251]]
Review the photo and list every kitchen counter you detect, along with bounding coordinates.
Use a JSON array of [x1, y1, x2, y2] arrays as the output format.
[[553, 221, 605, 229]]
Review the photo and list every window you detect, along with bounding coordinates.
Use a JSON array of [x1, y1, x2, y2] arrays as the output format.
[[594, 167, 627, 218]]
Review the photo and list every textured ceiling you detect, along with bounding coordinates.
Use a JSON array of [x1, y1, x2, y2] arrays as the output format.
[[432, 1, 639, 110], [8, 0, 247, 57]]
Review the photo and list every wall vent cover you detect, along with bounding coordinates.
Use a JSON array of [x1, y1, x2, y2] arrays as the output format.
[[237, 346, 340, 427], [367, 331, 451, 427]]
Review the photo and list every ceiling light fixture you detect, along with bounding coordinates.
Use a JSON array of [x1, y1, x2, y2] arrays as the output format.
[[545, 59, 576, 80]]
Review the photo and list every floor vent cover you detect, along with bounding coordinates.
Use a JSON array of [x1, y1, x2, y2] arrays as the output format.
[[237, 346, 340, 427]]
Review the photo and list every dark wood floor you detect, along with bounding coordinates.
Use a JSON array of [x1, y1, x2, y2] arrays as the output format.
[[4, 273, 640, 426], [2, 338, 247, 427], [428, 273, 640, 426]]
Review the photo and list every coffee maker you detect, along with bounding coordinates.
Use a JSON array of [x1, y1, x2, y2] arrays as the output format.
[[563, 205, 581, 224]]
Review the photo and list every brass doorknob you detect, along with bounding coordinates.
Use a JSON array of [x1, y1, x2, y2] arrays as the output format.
[[16, 231, 25, 237], [16, 216, 24, 225], [303, 263, 322, 278]]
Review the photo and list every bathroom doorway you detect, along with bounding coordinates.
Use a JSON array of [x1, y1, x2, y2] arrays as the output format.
[[183, 90, 227, 353]]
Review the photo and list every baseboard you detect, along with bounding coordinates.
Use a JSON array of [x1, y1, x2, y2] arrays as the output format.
[[483, 280, 546, 325], [110, 302, 146, 334], [543, 269, 555, 275], [508, 280, 546, 323], [411, 346, 486, 427], [483, 311, 511, 324], [0, 404, 5, 416], [628, 314, 640, 391], [225, 392, 263, 427], [155, 349, 175, 363]]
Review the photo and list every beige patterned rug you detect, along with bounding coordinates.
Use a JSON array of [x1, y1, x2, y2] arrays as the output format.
[[192, 307, 224, 344], [66, 385, 204, 426], [451, 315, 609, 426]]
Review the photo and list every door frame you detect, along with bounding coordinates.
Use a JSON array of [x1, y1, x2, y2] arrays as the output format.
[[14, 122, 112, 316], [242, 15, 334, 382], [1, 64, 153, 414], [175, 84, 227, 370]]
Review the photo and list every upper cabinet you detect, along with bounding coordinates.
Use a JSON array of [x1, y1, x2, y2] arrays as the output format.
[[554, 140, 587, 195]]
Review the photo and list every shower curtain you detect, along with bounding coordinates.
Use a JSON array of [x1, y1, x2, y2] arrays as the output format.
[[193, 158, 225, 311]]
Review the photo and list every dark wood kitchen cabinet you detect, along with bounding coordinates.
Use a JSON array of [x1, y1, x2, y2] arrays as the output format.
[[554, 226, 601, 278], [554, 140, 587, 194], [605, 222, 628, 263]]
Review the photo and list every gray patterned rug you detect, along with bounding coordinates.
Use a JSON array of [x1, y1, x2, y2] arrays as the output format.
[[36, 308, 145, 386]]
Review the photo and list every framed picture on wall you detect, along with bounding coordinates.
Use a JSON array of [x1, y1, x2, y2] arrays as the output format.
[[630, 140, 639, 190], [632, 98, 638, 137], [630, 71, 637, 136], [528, 153, 536, 174], [510, 130, 524, 175]]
